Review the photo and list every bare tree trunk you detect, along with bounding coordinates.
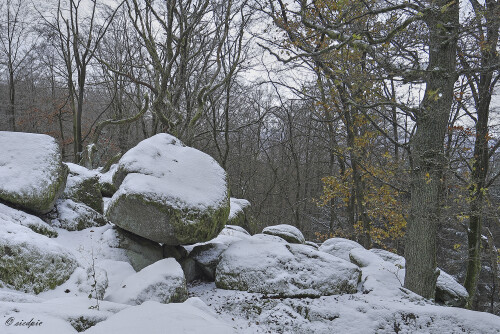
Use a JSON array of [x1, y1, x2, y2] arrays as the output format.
[[404, 0, 459, 299], [463, 0, 500, 308]]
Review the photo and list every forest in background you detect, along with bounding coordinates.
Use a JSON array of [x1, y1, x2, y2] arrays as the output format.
[[0, 0, 499, 315]]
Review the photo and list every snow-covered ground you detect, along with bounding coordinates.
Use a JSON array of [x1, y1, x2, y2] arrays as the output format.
[[1, 224, 499, 334]]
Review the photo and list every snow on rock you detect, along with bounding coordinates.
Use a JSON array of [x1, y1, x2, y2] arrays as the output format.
[[84, 300, 236, 334], [106, 133, 230, 245], [0, 131, 68, 214], [228, 198, 250, 219], [305, 241, 319, 249], [349, 247, 405, 296], [0, 296, 127, 333], [105, 258, 187, 306], [219, 224, 251, 238], [0, 219, 77, 294], [191, 281, 500, 334], [0, 203, 57, 238], [250, 233, 288, 243], [436, 270, 469, 307], [63, 163, 103, 213], [216, 238, 361, 297], [262, 224, 305, 244], [49, 199, 107, 231], [98, 164, 118, 197], [227, 198, 251, 230], [369, 248, 468, 306], [319, 237, 364, 261], [182, 225, 251, 281], [370, 248, 405, 267], [190, 243, 231, 281]]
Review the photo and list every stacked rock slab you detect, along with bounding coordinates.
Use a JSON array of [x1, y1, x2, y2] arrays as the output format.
[[0, 131, 68, 214], [106, 134, 230, 245]]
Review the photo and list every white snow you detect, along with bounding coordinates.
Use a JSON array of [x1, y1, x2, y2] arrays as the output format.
[[105, 258, 186, 305], [109, 133, 228, 211], [228, 198, 250, 219], [262, 224, 305, 243], [0, 131, 62, 197], [216, 238, 361, 296], [0, 203, 57, 236], [83, 300, 236, 334], [319, 237, 364, 261]]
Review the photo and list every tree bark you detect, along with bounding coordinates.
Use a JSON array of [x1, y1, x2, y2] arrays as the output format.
[[404, 0, 459, 299]]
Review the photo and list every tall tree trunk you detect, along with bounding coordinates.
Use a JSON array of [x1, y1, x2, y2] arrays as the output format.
[[404, 0, 459, 299], [8, 56, 15, 131], [463, 0, 500, 307]]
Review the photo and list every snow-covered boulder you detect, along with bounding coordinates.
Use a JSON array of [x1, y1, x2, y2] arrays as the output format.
[[84, 300, 236, 334], [215, 239, 361, 297], [49, 199, 107, 231], [105, 258, 187, 305], [319, 237, 364, 261], [111, 227, 163, 271], [262, 224, 305, 244], [0, 131, 68, 214], [63, 163, 103, 213], [0, 202, 57, 237], [106, 134, 230, 245], [0, 219, 77, 294], [227, 198, 251, 229], [436, 270, 469, 307]]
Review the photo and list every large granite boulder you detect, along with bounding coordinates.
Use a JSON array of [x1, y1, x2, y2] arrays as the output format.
[[106, 134, 230, 245], [215, 238, 361, 297], [0, 131, 68, 214], [105, 258, 188, 305], [262, 224, 305, 244], [0, 219, 77, 294], [63, 163, 103, 213]]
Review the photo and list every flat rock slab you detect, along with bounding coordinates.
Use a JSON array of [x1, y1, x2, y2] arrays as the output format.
[[0, 131, 68, 214]]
